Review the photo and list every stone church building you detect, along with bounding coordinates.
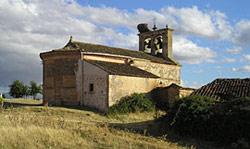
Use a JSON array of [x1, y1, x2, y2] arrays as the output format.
[[40, 24, 182, 112]]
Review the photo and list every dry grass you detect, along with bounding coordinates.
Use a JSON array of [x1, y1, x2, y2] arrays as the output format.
[[3, 98, 42, 105], [0, 99, 216, 149]]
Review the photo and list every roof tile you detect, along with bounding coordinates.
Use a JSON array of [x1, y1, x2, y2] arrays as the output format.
[[60, 41, 179, 65], [191, 78, 250, 100], [85, 60, 159, 78]]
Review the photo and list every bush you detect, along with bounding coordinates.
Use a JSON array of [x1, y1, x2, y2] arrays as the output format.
[[0, 97, 4, 107], [169, 96, 216, 137], [209, 97, 250, 143], [108, 93, 155, 115], [169, 96, 250, 144]]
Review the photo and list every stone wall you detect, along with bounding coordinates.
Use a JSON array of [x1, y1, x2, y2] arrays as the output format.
[[41, 50, 181, 112], [82, 54, 180, 85], [166, 86, 180, 108], [42, 52, 80, 106], [151, 85, 195, 108], [179, 88, 195, 98], [132, 60, 180, 84], [83, 55, 125, 64], [82, 61, 109, 112], [108, 75, 159, 106]]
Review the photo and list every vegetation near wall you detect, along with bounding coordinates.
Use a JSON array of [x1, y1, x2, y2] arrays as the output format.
[[108, 93, 155, 115], [169, 95, 250, 146], [0, 97, 3, 107]]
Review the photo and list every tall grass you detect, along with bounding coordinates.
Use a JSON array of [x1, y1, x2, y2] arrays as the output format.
[[0, 104, 186, 149]]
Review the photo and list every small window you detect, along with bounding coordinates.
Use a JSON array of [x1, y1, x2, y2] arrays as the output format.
[[89, 83, 94, 92]]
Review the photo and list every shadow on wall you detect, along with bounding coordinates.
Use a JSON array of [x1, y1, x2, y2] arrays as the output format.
[[150, 83, 195, 111]]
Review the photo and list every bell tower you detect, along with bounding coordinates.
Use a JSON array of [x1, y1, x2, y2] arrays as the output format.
[[137, 23, 174, 60]]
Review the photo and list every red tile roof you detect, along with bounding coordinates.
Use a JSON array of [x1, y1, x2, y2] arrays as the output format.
[[85, 60, 159, 78], [191, 78, 250, 100], [60, 41, 179, 65]]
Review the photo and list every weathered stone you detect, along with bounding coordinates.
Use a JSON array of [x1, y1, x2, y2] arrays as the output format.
[[40, 24, 188, 112]]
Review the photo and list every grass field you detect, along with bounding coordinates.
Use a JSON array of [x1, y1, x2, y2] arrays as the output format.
[[0, 99, 219, 149], [4, 98, 42, 105]]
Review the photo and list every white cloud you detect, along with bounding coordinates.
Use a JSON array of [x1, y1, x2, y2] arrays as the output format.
[[209, 11, 233, 40], [232, 67, 237, 72], [173, 36, 216, 64], [161, 6, 217, 38], [0, 0, 141, 86], [232, 65, 250, 72], [242, 65, 250, 72], [244, 55, 250, 62], [77, 5, 233, 40], [234, 20, 250, 47], [0, 0, 247, 87], [222, 58, 236, 63], [225, 47, 242, 54], [80, 6, 132, 27]]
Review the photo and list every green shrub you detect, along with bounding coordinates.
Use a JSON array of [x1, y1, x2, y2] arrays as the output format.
[[169, 96, 216, 137], [209, 97, 250, 143], [169, 96, 250, 144], [108, 93, 155, 115], [0, 97, 4, 107]]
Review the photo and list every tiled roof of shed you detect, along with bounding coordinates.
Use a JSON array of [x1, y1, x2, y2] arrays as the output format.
[[166, 83, 195, 90], [58, 41, 179, 65], [85, 60, 159, 78], [191, 78, 250, 100]]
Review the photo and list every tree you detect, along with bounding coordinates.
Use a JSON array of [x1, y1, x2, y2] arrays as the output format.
[[9, 80, 26, 98], [29, 81, 42, 99], [23, 85, 30, 98]]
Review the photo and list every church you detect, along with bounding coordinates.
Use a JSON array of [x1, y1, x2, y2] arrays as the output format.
[[40, 24, 183, 112]]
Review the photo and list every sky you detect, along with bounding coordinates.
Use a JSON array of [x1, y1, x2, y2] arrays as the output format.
[[0, 0, 250, 93]]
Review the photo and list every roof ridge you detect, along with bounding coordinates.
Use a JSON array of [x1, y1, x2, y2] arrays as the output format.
[[52, 39, 179, 65], [72, 41, 139, 52]]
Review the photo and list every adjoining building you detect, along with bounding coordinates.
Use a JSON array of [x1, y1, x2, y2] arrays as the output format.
[[151, 83, 195, 108], [40, 24, 184, 112], [191, 78, 250, 100]]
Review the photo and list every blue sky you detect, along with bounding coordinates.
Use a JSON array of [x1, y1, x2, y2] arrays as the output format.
[[0, 0, 249, 93], [76, 0, 250, 87], [79, 0, 250, 20]]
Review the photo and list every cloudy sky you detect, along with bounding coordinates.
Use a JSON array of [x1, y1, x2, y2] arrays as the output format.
[[0, 0, 250, 92]]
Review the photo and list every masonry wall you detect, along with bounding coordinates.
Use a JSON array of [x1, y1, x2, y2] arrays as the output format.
[[132, 60, 181, 85], [179, 88, 195, 98], [83, 55, 180, 86], [83, 55, 125, 64], [82, 61, 109, 112], [108, 75, 159, 106], [42, 52, 80, 106], [41, 50, 181, 112], [166, 86, 180, 108], [151, 86, 195, 108]]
